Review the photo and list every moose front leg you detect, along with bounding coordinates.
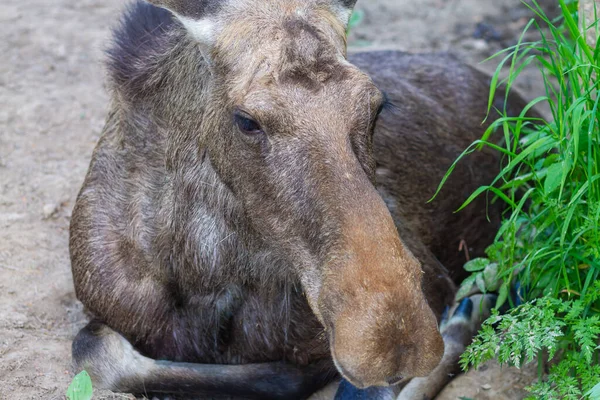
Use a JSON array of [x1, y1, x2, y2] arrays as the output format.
[[330, 295, 494, 400], [73, 321, 334, 400], [396, 294, 494, 400]]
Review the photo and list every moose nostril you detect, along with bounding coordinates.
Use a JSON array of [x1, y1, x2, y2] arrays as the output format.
[[386, 375, 404, 385]]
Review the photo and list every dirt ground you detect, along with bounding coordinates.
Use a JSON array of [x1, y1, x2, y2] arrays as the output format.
[[0, 0, 549, 398]]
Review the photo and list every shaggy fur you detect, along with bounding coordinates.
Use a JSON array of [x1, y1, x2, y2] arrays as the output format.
[[70, 0, 532, 398]]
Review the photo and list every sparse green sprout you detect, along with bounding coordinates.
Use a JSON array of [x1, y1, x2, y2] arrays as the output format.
[[67, 370, 93, 400], [347, 9, 364, 34]]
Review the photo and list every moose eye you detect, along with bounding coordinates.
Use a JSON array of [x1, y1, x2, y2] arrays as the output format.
[[234, 111, 263, 136], [374, 91, 390, 119]]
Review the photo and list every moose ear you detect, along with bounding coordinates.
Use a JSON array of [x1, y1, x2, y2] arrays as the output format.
[[145, 0, 220, 19], [145, 0, 221, 44], [338, 0, 359, 8], [329, 0, 359, 28]]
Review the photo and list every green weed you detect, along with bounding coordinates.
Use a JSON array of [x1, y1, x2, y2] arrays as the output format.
[[348, 9, 365, 33], [434, 0, 600, 397], [67, 370, 93, 400]]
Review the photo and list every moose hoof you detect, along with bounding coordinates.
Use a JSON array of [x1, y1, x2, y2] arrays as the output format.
[[440, 294, 496, 346], [334, 379, 397, 400]]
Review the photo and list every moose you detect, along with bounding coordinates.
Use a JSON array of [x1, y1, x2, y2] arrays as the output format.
[[69, 0, 531, 398]]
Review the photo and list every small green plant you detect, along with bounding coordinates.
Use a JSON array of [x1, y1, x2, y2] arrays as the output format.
[[434, 0, 600, 398], [67, 370, 94, 400], [347, 9, 365, 34]]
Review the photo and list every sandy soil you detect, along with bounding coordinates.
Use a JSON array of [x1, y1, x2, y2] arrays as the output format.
[[0, 0, 548, 398]]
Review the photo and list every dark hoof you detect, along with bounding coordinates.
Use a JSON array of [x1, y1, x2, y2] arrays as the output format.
[[334, 379, 396, 400], [497, 281, 526, 316], [440, 294, 496, 343], [512, 281, 526, 307], [453, 297, 473, 320]]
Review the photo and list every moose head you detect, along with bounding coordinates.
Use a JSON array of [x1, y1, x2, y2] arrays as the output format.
[[145, 0, 445, 388]]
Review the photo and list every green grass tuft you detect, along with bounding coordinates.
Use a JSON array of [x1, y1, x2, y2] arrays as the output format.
[[435, 0, 600, 397]]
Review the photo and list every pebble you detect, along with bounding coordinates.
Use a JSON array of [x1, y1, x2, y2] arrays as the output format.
[[42, 203, 59, 219], [473, 22, 503, 41], [462, 38, 490, 52], [482, 384, 492, 390]]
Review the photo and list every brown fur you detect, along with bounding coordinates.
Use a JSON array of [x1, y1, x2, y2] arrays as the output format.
[[70, 0, 531, 398]]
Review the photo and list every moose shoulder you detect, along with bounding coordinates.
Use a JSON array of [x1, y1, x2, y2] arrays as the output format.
[[69, 0, 530, 398]]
